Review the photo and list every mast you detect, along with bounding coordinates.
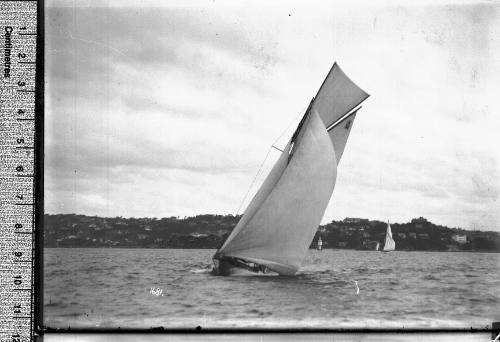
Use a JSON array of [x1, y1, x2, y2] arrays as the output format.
[[288, 97, 315, 162]]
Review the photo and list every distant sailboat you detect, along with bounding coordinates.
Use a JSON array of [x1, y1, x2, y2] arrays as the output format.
[[212, 62, 369, 275], [317, 237, 323, 251], [375, 242, 380, 251], [382, 222, 396, 252]]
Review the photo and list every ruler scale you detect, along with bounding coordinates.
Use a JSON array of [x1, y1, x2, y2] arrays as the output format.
[[0, 1, 39, 341]]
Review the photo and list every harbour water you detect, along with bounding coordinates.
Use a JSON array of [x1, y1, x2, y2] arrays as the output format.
[[43, 248, 499, 329]]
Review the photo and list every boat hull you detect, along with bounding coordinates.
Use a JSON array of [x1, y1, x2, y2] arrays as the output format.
[[212, 257, 274, 276], [211, 258, 236, 276]]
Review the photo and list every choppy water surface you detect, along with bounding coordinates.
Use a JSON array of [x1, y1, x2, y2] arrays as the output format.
[[44, 248, 500, 329]]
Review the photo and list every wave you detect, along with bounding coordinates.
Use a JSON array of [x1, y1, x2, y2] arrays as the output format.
[[190, 268, 212, 274]]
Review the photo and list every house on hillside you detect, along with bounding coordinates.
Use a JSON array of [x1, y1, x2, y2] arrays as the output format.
[[411, 217, 429, 229], [363, 240, 379, 250], [343, 217, 369, 224], [452, 234, 467, 244]]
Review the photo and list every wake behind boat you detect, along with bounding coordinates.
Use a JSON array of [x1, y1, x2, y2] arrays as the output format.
[[212, 62, 369, 276]]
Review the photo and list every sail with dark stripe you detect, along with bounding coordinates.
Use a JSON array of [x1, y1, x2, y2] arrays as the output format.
[[313, 63, 369, 129]]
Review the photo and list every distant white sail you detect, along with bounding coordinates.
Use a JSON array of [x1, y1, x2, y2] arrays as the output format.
[[213, 62, 369, 275], [383, 222, 396, 252], [317, 237, 323, 251]]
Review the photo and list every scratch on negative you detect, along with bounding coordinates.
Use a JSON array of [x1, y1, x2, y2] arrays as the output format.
[[68, 32, 129, 57], [55, 25, 129, 57]]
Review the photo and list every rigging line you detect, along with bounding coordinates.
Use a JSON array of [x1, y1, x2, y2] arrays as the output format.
[[234, 101, 312, 215], [271, 101, 311, 148], [235, 146, 273, 215]]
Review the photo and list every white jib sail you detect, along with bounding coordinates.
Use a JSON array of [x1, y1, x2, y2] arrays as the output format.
[[383, 223, 396, 251], [217, 109, 337, 275]]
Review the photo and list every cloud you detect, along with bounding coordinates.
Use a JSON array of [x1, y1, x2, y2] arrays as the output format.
[[45, 2, 500, 230]]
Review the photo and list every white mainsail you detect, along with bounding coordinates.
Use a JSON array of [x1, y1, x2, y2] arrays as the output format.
[[383, 222, 396, 252], [214, 63, 369, 275], [216, 109, 336, 275]]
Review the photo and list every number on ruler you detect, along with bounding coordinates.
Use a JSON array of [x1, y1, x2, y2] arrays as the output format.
[[2, 3, 37, 342], [13, 276, 22, 286], [13, 304, 22, 315]]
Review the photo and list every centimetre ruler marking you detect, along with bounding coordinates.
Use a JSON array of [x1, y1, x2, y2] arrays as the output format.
[[0, 1, 39, 341]]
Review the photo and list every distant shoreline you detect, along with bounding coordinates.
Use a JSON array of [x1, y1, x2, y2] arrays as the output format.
[[43, 247, 500, 253], [43, 214, 500, 252]]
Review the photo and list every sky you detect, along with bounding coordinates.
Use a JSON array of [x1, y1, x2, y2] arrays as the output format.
[[45, 0, 500, 231]]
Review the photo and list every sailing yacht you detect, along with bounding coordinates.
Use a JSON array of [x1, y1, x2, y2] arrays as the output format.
[[212, 62, 369, 276], [317, 237, 323, 251], [382, 221, 396, 252]]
